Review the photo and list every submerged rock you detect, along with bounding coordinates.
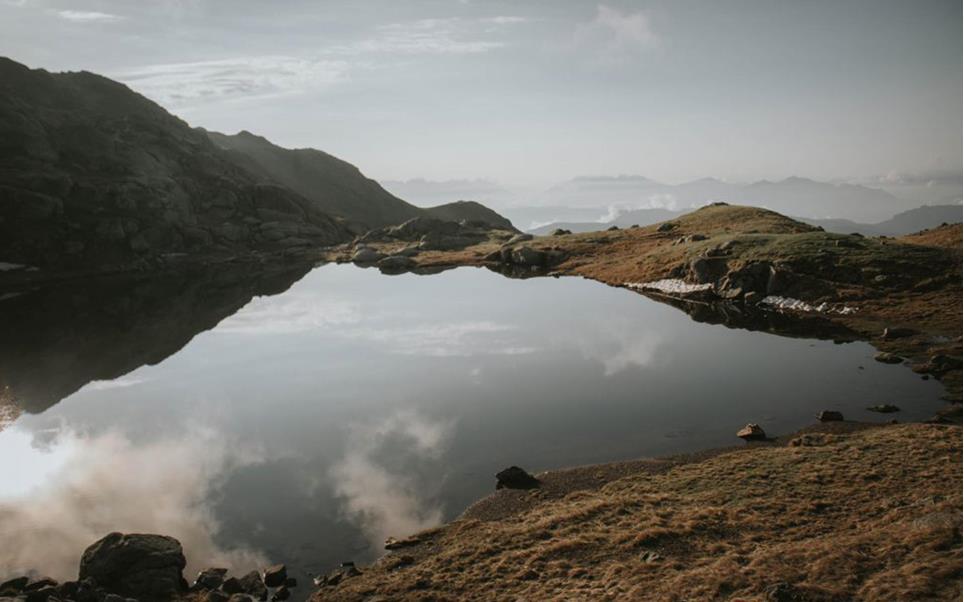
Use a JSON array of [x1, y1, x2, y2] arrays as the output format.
[[79, 533, 186, 600], [816, 410, 844, 422], [736, 423, 767, 441], [496, 466, 540, 489], [867, 404, 900, 413]]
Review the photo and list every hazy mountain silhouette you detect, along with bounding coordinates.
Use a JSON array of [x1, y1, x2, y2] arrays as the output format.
[[529, 204, 961, 237], [534, 175, 909, 223]]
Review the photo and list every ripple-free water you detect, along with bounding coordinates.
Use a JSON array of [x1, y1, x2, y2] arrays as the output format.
[[0, 264, 945, 588]]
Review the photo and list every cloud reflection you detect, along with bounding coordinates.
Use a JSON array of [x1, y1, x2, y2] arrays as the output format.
[[0, 428, 265, 580], [330, 412, 453, 547]]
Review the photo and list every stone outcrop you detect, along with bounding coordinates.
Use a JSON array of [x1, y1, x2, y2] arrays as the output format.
[[79, 533, 186, 600]]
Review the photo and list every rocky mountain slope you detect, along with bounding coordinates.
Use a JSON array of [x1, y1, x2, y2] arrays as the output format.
[[206, 130, 516, 231], [0, 57, 513, 277], [0, 57, 353, 274]]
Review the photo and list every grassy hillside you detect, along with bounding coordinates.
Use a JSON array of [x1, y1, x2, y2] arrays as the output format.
[[313, 423, 961, 601]]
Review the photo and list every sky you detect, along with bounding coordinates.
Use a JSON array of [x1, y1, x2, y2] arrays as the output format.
[[0, 0, 961, 189]]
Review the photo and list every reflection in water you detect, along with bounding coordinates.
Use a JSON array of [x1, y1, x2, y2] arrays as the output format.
[[0, 262, 312, 414], [0, 427, 265, 580], [0, 263, 947, 588], [330, 412, 453, 548]]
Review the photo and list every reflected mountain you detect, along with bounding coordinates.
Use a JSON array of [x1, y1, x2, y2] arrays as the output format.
[[638, 292, 860, 342], [0, 261, 313, 414], [2, 260, 866, 418]]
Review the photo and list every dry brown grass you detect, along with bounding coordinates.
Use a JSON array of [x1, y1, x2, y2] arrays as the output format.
[[314, 424, 962, 601], [899, 224, 963, 250]]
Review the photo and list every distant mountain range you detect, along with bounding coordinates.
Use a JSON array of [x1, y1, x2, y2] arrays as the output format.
[[528, 204, 962, 237], [531, 175, 910, 223], [0, 57, 511, 274]]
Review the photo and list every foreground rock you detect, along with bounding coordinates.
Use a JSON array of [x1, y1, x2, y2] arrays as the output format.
[[80, 533, 186, 600], [495, 466, 540, 489], [737, 423, 767, 441]]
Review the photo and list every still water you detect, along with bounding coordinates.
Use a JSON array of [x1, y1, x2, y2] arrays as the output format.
[[0, 263, 945, 586]]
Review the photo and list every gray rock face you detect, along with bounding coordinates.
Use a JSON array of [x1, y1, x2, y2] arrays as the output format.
[[79, 532, 186, 600]]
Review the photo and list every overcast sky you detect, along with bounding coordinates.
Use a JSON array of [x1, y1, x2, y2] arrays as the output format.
[[1, 0, 961, 188]]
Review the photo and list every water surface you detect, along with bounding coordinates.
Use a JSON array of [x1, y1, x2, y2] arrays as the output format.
[[0, 264, 944, 587]]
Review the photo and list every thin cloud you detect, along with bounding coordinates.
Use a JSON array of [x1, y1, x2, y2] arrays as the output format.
[[51, 10, 124, 23], [353, 18, 506, 55], [112, 56, 350, 108], [575, 4, 660, 57]]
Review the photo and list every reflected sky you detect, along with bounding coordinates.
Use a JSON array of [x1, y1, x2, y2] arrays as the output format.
[[0, 264, 946, 589]]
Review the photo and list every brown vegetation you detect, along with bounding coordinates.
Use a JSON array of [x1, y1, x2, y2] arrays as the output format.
[[314, 423, 962, 601]]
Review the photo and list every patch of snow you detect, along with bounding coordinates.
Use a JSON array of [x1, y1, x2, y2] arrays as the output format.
[[0, 262, 27, 272], [625, 279, 713, 294], [761, 295, 857, 315]]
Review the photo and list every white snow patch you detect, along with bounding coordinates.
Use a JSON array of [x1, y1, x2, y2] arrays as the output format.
[[625, 279, 713, 294], [761, 296, 858, 315], [0, 262, 27, 272]]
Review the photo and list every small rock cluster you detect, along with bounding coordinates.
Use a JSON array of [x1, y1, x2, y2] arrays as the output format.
[[0, 533, 299, 602]]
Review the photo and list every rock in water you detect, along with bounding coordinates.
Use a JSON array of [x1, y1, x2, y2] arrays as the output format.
[[193, 568, 228, 590], [736, 423, 767, 441], [495, 466, 540, 489], [237, 571, 267, 601], [816, 410, 844, 422], [376, 255, 416, 271], [874, 352, 903, 364], [262, 565, 287, 588], [867, 404, 900, 413], [79, 532, 186, 600]]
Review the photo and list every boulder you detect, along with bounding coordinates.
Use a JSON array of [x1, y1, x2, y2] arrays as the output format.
[[351, 247, 385, 263], [0, 578, 28, 595], [79, 533, 186, 600], [551, 228, 571, 236], [656, 222, 677, 232], [510, 246, 546, 267], [607, 225, 619, 231], [261, 565, 286, 589], [816, 410, 844, 422], [193, 568, 228, 591], [688, 257, 727, 284], [881, 327, 915, 340], [874, 352, 903, 364], [271, 586, 290, 602], [384, 535, 421, 550], [495, 466, 540, 490], [236, 572, 266, 602], [736, 423, 767, 441], [220, 578, 243, 595]]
